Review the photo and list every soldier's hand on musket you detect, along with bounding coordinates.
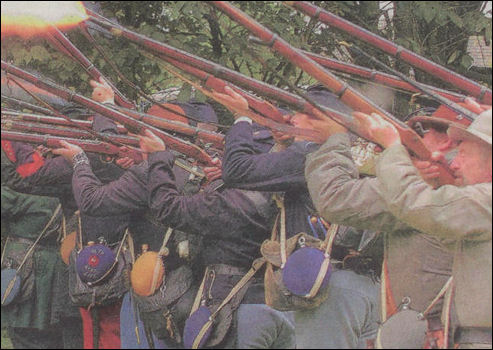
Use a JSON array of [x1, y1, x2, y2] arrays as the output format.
[[90, 77, 115, 104], [115, 156, 135, 169], [52, 140, 84, 163], [211, 86, 249, 118], [36, 145, 52, 157], [412, 159, 441, 183], [203, 157, 222, 182], [353, 112, 401, 148], [463, 97, 491, 114], [138, 129, 166, 159]]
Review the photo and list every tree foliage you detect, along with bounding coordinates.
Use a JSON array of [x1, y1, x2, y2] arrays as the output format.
[[2, 1, 491, 118]]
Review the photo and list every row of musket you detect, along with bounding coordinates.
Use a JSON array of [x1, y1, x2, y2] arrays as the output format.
[[2, 1, 490, 185]]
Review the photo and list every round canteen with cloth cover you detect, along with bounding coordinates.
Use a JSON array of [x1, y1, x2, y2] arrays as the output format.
[[183, 306, 213, 349], [60, 231, 77, 265], [377, 309, 427, 349], [1, 269, 21, 306], [282, 247, 332, 296], [76, 242, 116, 284], [130, 251, 165, 297]]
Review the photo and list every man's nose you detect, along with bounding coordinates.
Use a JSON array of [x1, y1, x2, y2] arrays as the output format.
[[449, 157, 460, 170]]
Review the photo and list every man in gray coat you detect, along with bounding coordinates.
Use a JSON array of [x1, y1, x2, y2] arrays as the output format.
[[304, 107, 464, 348], [360, 108, 491, 349]]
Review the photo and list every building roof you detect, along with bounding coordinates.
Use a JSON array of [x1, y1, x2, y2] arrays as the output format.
[[467, 36, 492, 68]]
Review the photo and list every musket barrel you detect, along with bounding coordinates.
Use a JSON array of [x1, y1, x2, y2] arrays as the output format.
[[287, 1, 492, 105], [48, 26, 135, 109], [1, 95, 55, 115], [1, 129, 143, 163], [109, 104, 225, 149], [302, 51, 469, 103], [1, 111, 128, 134], [1, 119, 139, 146]]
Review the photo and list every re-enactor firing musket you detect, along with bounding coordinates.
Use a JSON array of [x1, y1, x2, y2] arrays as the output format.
[[210, 1, 457, 186], [284, 1, 492, 105], [1, 110, 128, 134], [1, 129, 143, 163], [1, 60, 216, 166]]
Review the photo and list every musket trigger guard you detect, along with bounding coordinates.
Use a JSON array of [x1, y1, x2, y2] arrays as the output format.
[[100, 154, 114, 164]]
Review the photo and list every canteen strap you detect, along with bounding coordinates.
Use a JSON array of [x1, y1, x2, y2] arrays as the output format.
[[190, 268, 208, 317], [76, 210, 83, 251], [272, 194, 287, 268], [191, 258, 266, 349], [1, 236, 9, 266], [306, 222, 338, 299], [149, 227, 174, 295], [16, 204, 62, 273], [420, 276, 454, 319]]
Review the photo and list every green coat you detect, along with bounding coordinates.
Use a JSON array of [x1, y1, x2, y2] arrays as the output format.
[[1, 185, 61, 330]]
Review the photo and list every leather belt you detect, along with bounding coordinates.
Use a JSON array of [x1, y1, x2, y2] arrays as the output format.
[[455, 327, 492, 345], [427, 316, 443, 332]]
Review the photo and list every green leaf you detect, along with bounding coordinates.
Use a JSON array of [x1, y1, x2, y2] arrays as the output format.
[[448, 12, 463, 29], [422, 6, 436, 24], [176, 83, 191, 102], [485, 25, 492, 44], [460, 54, 474, 69], [194, 90, 207, 103], [447, 51, 459, 64]]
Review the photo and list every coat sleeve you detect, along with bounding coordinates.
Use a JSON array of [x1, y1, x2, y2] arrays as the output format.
[[376, 144, 492, 241], [305, 132, 407, 233], [147, 151, 238, 237], [222, 121, 308, 191], [72, 161, 148, 216]]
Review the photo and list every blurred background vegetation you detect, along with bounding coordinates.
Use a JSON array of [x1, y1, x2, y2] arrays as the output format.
[[1, 1, 491, 118]]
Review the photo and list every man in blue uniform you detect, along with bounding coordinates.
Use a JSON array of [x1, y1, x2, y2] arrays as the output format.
[[214, 84, 382, 348]]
